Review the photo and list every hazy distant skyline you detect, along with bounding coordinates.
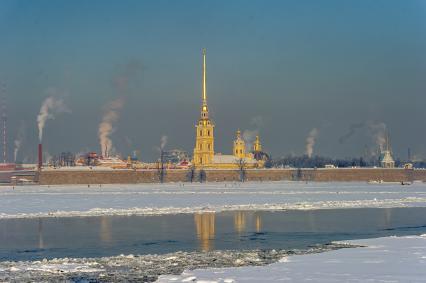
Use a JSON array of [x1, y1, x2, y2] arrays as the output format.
[[1, 0, 426, 162]]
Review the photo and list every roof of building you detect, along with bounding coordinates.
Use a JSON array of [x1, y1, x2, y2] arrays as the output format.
[[212, 155, 258, 164], [380, 150, 395, 163]]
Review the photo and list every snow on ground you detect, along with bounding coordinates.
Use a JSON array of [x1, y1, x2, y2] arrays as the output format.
[[1, 181, 426, 218], [157, 234, 426, 283]]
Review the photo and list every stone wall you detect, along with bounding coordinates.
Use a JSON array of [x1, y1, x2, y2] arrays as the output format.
[[37, 168, 426, 185], [309, 168, 414, 182], [413, 169, 426, 182]]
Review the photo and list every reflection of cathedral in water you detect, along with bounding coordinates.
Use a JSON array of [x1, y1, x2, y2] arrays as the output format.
[[234, 212, 246, 233], [255, 213, 262, 233], [194, 213, 215, 251], [99, 216, 112, 244], [38, 218, 44, 249], [234, 212, 262, 233]]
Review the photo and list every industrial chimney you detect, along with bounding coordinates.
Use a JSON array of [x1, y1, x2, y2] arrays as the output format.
[[38, 143, 42, 170]]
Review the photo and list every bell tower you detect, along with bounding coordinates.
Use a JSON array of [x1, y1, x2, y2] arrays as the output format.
[[193, 49, 215, 167], [253, 135, 262, 152], [233, 130, 246, 159]]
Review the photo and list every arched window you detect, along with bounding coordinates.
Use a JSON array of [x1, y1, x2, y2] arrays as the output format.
[[207, 130, 210, 136], [199, 130, 202, 136], [208, 144, 210, 150], [199, 144, 202, 150]]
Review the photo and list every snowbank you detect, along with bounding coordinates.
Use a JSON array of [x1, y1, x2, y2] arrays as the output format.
[[157, 234, 426, 282]]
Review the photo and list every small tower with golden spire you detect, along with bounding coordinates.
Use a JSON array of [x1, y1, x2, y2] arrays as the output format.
[[193, 48, 215, 167], [380, 129, 395, 168], [233, 130, 246, 159], [253, 135, 262, 152]]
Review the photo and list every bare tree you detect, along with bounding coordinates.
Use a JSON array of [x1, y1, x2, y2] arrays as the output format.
[[199, 168, 206, 183], [157, 150, 165, 183], [187, 164, 196, 183], [237, 158, 246, 182]]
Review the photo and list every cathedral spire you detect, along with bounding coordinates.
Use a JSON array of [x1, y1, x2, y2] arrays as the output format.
[[201, 48, 209, 119], [194, 48, 215, 167], [202, 48, 207, 104]]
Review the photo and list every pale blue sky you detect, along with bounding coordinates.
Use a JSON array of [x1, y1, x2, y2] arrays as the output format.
[[1, 0, 425, 161]]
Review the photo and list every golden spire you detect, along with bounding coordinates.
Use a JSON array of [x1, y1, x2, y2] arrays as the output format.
[[202, 48, 207, 103], [201, 48, 209, 119], [254, 135, 262, 152]]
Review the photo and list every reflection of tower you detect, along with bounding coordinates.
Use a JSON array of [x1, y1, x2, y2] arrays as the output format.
[[383, 207, 392, 228], [194, 212, 215, 252], [38, 218, 44, 249], [307, 210, 317, 232], [254, 213, 262, 233], [234, 211, 246, 233], [99, 216, 112, 244]]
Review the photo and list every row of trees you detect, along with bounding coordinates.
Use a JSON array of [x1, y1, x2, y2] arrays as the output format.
[[270, 154, 421, 168], [157, 154, 426, 183]]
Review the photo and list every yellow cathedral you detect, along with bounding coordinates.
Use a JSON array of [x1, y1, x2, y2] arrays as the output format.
[[193, 49, 265, 169]]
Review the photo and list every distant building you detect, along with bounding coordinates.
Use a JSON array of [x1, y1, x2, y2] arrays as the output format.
[[251, 135, 270, 162], [192, 49, 264, 169], [379, 132, 395, 168], [162, 149, 189, 164]]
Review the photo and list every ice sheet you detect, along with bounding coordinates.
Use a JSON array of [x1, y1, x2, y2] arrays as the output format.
[[1, 181, 426, 219]]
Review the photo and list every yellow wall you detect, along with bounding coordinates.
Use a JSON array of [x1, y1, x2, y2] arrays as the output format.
[[193, 119, 215, 166]]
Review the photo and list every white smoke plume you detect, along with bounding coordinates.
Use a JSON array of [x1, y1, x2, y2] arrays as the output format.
[[98, 61, 142, 157], [338, 122, 365, 144], [242, 116, 263, 150], [13, 140, 21, 162], [112, 60, 143, 93], [160, 135, 168, 150], [98, 97, 124, 157], [13, 121, 26, 162], [43, 151, 52, 165], [305, 128, 319, 158], [242, 129, 258, 150], [37, 92, 69, 142], [367, 122, 387, 151]]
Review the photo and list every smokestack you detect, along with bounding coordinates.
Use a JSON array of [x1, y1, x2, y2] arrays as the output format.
[[38, 143, 42, 170]]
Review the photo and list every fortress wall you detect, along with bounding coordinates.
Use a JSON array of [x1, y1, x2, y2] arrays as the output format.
[[39, 170, 159, 185], [311, 168, 413, 182], [413, 169, 426, 181], [245, 169, 293, 181], [37, 168, 423, 185]]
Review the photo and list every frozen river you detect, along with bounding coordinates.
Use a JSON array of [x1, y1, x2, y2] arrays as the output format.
[[1, 181, 426, 218], [1, 181, 425, 282]]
